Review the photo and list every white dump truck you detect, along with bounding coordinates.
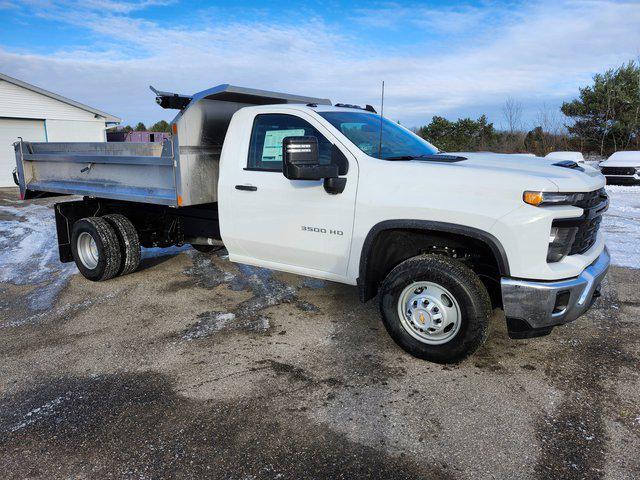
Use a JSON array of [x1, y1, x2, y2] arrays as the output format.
[[13, 84, 610, 362]]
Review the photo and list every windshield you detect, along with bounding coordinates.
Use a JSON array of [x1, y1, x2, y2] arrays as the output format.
[[318, 111, 439, 160]]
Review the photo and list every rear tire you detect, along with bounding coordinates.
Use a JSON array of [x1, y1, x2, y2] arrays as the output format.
[[103, 214, 141, 276], [71, 217, 122, 281], [379, 254, 491, 363]]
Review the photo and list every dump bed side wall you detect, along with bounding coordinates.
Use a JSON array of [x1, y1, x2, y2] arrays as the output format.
[[15, 141, 180, 205]]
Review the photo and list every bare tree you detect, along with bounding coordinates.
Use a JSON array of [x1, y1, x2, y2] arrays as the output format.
[[502, 97, 523, 134], [536, 103, 559, 135], [535, 103, 569, 154], [497, 97, 526, 153]]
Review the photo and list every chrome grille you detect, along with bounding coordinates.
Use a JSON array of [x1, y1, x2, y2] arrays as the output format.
[[569, 215, 602, 255], [555, 188, 608, 256], [574, 188, 608, 210]]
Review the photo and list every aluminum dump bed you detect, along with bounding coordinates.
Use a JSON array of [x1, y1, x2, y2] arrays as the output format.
[[14, 84, 331, 207], [14, 140, 187, 206]]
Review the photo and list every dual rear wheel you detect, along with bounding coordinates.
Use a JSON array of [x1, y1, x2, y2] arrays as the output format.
[[71, 215, 141, 281]]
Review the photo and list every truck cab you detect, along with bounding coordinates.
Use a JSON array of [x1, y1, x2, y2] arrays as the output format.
[[13, 84, 610, 363], [217, 102, 609, 359]]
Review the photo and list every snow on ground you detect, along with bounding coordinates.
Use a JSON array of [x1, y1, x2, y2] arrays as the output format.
[[602, 186, 640, 269], [0, 203, 75, 310]]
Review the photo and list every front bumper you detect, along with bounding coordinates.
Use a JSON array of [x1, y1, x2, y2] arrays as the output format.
[[501, 247, 610, 336]]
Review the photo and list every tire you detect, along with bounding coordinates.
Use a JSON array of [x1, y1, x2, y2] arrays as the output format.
[[103, 214, 141, 276], [191, 244, 223, 253], [379, 254, 491, 363], [71, 217, 122, 282]]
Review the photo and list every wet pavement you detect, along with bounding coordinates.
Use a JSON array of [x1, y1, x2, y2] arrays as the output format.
[[0, 187, 639, 479]]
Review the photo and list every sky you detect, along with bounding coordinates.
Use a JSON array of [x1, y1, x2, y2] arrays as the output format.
[[0, 0, 639, 129]]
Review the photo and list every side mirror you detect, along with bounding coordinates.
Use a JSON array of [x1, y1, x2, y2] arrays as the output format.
[[283, 136, 339, 180]]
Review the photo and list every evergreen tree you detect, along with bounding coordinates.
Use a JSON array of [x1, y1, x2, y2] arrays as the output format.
[[149, 120, 171, 133], [561, 61, 640, 155]]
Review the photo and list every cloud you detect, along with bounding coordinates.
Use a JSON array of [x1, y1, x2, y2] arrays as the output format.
[[352, 3, 493, 34], [82, 0, 175, 14], [20, 0, 175, 15], [1, 0, 638, 127], [0, 1, 19, 9]]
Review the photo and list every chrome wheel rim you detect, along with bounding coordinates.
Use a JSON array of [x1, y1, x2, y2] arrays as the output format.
[[77, 232, 99, 270], [397, 281, 461, 345]]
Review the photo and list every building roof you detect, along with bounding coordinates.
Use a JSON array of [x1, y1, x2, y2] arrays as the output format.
[[0, 72, 121, 123]]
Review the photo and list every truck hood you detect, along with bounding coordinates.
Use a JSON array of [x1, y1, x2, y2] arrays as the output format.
[[449, 152, 605, 192]]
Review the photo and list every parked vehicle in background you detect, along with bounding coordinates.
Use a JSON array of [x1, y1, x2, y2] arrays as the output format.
[[545, 151, 585, 163], [599, 151, 640, 185], [13, 83, 610, 363]]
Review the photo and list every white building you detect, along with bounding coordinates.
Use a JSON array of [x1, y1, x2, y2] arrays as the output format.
[[0, 72, 120, 187]]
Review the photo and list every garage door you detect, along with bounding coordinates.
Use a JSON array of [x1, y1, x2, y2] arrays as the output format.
[[0, 118, 46, 187]]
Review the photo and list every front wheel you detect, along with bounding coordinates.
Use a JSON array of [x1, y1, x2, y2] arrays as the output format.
[[379, 254, 491, 363]]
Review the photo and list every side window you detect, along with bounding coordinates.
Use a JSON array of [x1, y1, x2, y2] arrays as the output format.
[[248, 114, 333, 171]]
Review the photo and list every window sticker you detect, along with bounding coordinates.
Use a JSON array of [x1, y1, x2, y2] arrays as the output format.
[[262, 129, 305, 162]]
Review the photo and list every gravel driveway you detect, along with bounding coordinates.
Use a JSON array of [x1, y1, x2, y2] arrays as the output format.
[[0, 187, 638, 480]]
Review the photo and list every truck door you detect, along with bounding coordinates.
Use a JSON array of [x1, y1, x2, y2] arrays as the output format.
[[221, 110, 358, 280]]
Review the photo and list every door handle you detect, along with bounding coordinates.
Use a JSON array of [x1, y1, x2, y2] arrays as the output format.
[[235, 184, 257, 191]]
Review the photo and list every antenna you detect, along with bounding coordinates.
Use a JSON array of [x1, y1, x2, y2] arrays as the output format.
[[377, 81, 385, 159]]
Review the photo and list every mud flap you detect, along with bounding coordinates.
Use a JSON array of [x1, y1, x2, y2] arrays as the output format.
[[55, 199, 101, 262]]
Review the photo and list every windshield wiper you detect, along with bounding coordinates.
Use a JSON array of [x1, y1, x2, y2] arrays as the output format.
[[384, 153, 468, 162], [384, 155, 416, 160], [383, 154, 435, 160]]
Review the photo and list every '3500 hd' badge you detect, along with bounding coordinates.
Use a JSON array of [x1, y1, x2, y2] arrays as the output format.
[[301, 226, 343, 236]]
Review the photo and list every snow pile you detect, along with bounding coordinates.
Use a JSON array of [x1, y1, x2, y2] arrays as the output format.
[[602, 186, 640, 268], [182, 312, 239, 340], [181, 310, 270, 341], [0, 203, 75, 310]]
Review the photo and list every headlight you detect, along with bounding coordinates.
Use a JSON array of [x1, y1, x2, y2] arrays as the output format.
[[547, 226, 578, 262], [523, 191, 585, 207]]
